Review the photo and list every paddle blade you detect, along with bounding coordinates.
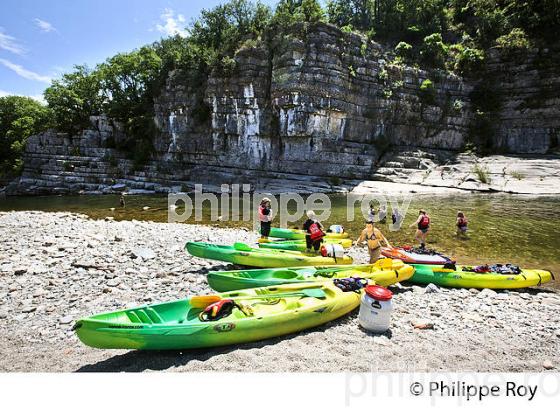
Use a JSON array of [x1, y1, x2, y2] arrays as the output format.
[[190, 295, 221, 308], [233, 242, 253, 251], [302, 288, 327, 298]]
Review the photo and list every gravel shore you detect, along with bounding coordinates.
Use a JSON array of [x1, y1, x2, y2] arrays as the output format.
[[0, 211, 558, 372]]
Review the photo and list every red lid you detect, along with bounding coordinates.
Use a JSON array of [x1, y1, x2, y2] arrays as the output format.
[[364, 285, 393, 301]]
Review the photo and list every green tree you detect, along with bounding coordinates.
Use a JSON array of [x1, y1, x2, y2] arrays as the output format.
[[0, 96, 50, 177], [44, 65, 104, 134]]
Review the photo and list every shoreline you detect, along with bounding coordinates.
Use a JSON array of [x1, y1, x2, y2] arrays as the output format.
[[3, 178, 560, 198], [0, 211, 558, 372]]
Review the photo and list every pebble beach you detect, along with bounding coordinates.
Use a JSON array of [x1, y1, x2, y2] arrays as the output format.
[[0, 211, 558, 372]]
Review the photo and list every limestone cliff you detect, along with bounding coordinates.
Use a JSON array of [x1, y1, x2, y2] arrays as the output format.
[[10, 23, 560, 195]]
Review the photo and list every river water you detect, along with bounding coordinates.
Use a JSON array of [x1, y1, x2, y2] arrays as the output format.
[[1, 193, 559, 278]]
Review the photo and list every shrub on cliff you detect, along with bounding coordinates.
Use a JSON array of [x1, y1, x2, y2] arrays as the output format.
[[0, 96, 51, 178], [44, 65, 104, 134]]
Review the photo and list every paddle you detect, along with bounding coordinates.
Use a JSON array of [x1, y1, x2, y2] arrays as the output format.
[[190, 288, 326, 308]]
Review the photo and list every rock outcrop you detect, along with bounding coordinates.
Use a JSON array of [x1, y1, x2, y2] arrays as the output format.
[[8, 23, 560, 196]]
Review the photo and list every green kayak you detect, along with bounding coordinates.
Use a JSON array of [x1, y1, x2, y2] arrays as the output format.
[[411, 264, 553, 289], [207, 259, 415, 292], [74, 282, 361, 350], [186, 242, 353, 267], [265, 227, 349, 240], [258, 238, 352, 251]]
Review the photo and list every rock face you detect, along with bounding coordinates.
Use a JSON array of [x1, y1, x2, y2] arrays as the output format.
[[9, 23, 560, 195]]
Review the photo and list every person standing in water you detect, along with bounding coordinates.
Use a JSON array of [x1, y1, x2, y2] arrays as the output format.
[[368, 203, 376, 222], [456, 211, 468, 237], [303, 210, 325, 252], [119, 193, 126, 208], [358, 220, 392, 263], [410, 209, 430, 249], [378, 205, 387, 224], [258, 198, 272, 243]]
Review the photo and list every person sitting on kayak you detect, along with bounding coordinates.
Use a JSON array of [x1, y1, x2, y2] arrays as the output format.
[[358, 220, 392, 263], [410, 209, 430, 249], [456, 211, 468, 237], [303, 210, 325, 252], [258, 198, 272, 243]]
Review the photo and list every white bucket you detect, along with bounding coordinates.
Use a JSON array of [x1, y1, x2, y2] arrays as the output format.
[[321, 243, 345, 258], [358, 285, 393, 333]]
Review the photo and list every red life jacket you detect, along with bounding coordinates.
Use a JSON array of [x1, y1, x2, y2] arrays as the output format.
[[309, 222, 325, 241], [258, 206, 269, 222], [418, 215, 430, 229], [457, 217, 467, 227]]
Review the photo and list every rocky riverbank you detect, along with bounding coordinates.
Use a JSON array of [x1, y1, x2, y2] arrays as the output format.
[[0, 211, 558, 372]]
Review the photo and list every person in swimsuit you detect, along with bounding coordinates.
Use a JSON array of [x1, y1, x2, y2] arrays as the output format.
[[410, 209, 430, 249], [358, 220, 392, 263]]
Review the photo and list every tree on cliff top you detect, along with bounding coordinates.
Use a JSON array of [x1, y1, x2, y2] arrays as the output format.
[[0, 96, 50, 178]]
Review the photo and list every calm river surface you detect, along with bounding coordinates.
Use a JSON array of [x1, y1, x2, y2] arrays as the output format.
[[1, 193, 559, 278]]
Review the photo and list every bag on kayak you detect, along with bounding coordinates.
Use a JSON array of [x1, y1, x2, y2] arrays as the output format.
[[329, 225, 345, 234], [199, 299, 238, 322], [309, 222, 325, 241], [333, 277, 368, 293], [320, 244, 345, 258]]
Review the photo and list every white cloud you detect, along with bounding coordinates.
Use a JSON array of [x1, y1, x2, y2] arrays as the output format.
[[34, 18, 57, 33], [155, 8, 188, 38], [0, 28, 26, 55], [0, 89, 46, 104], [0, 58, 51, 83]]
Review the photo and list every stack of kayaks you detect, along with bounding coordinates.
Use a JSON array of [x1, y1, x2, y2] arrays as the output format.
[[410, 264, 553, 289], [207, 258, 414, 291], [258, 238, 352, 251], [186, 241, 353, 268], [74, 282, 361, 350], [265, 227, 349, 240]]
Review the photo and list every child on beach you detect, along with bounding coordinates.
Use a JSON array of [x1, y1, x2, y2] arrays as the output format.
[[258, 198, 272, 243]]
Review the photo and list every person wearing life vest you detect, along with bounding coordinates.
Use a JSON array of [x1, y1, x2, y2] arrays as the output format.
[[303, 210, 325, 252], [258, 198, 272, 243], [358, 220, 392, 263], [456, 211, 468, 236], [410, 209, 430, 249]]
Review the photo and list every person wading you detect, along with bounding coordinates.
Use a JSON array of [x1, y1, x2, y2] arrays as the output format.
[[358, 220, 392, 263], [410, 209, 430, 249], [303, 210, 325, 252], [456, 211, 468, 237]]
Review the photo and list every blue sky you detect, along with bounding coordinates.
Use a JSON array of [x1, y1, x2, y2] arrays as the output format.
[[0, 0, 279, 101]]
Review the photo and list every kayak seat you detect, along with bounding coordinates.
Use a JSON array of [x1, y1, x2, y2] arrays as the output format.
[[126, 311, 142, 324], [271, 270, 299, 279], [296, 297, 321, 308]]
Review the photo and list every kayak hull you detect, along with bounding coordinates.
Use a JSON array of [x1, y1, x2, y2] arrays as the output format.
[[382, 247, 453, 265], [75, 282, 361, 350], [258, 238, 352, 251], [186, 242, 353, 267], [410, 264, 553, 289], [207, 260, 415, 292], [266, 227, 349, 240]]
